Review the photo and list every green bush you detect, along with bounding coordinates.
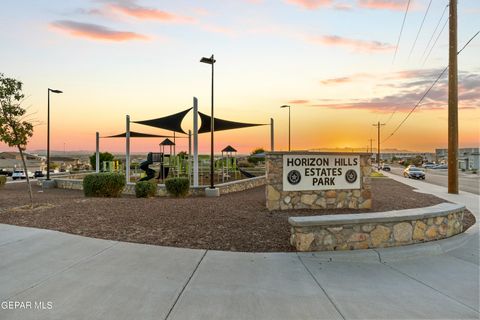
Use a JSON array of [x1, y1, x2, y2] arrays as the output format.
[[83, 173, 125, 197], [135, 180, 157, 198], [0, 175, 6, 188], [165, 177, 190, 197]]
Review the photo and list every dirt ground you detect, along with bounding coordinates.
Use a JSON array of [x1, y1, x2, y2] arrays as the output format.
[[0, 178, 475, 252]]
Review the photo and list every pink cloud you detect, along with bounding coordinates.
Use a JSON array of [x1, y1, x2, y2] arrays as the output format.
[[50, 20, 149, 41], [320, 72, 383, 85], [311, 35, 395, 52], [357, 0, 408, 11], [334, 3, 353, 10], [108, 2, 194, 23], [285, 0, 332, 9]]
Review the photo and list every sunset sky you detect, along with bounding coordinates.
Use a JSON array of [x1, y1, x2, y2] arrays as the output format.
[[0, 0, 478, 154]]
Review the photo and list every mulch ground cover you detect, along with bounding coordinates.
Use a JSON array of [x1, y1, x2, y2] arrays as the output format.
[[0, 177, 475, 252]]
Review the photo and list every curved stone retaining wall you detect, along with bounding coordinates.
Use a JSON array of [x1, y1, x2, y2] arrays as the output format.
[[289, 203, 465, 251]]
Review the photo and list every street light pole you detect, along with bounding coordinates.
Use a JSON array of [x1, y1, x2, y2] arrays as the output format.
[[200, 54, 216, 190], [280, 105, 291, 151], [46, 88, 62, 180]]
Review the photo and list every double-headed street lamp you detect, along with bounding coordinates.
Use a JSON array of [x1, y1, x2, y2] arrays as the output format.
[[280, 105, 291, 151], [200, 54, 216, 190], [47, 88, 63, 180]]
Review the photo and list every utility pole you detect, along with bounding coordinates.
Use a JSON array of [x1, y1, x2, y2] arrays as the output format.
[[448, 0, 458, 194], [372, 122, 385, 166], [368, 138, 375, 153]]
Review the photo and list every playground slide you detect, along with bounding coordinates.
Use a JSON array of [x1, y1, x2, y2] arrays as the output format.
[[238, 168, 256, 178], [139, 159, 155, 181]]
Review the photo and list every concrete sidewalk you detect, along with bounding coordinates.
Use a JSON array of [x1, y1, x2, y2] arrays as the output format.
[[0, 178, 479, 319]]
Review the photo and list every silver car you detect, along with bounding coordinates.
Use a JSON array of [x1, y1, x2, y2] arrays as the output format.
[[403, 167, 425, 179]]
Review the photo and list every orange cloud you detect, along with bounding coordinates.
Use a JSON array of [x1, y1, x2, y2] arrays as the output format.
[[200, 24, 235, 36], [288, 99, 310, 104], [285, 0, 332, 9], [108, 2, 194, 23], [357, 0, 407, 11], [50, 20, 149, 41], [311, 35, 395, 52]]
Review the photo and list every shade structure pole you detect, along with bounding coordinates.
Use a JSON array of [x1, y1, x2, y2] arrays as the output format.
[[193, 97, 199, 187], [270, 118, 274, 151], [210, 55, 215, 189], [95, 132, 100, 173], [173, 131, 176, 156], [188, 130, 192, 184], [126, 115, 130, 185]]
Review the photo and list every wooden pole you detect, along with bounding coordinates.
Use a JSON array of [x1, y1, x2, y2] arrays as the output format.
[[448, 0, 458, 194]]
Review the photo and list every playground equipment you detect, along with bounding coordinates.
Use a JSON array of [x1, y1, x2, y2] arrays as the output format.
[[102, 160, 122, 173], [221, 145, 238, 182], [138, 153, 170, 182]]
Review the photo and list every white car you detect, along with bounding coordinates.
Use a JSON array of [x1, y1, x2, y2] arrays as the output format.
[[12, 170, 35, 180]]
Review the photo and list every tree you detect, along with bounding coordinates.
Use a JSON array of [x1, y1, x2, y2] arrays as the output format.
[[247, 147, 265, 164], [89, 152, 115, 170], [0, 74, 34, 206]]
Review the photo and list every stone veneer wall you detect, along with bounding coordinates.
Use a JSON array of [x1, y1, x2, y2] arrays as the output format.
[[53, 175, 265, 196], [289, 204, 465, 251], [266, 152, 371, 211]]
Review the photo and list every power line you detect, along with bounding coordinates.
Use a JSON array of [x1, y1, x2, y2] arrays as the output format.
[[383, 30, 480, 143], [392, 0, 411, 65], [422, 16, 449, 66], [420, 4, 449, 62], [408, 0, 433, 60]]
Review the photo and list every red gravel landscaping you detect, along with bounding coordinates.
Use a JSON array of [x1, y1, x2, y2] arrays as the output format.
[[0, 177, 475, 252]]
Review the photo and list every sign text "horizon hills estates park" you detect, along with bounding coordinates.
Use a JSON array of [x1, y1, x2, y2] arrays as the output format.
[[283, 154, 360, 191]]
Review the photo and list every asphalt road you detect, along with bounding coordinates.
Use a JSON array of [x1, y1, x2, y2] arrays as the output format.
[[387, 165, 480, 195]]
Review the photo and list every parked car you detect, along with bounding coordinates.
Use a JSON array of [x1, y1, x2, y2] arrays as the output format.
[[380, 164, 391, 171], [11, 170, 35, 180], [0, 169, 12, 176], [403, 167, 425, 179], [422, 162, 436, 169], [432, 164, 447, 169], [34, 170, 46, 178]]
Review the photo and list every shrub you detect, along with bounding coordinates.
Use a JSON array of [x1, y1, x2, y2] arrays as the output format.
[[0, 175, 6, 188], [165, 177, 190, 197], [135, 180, 157, 198], [83, 173, 125, 197]]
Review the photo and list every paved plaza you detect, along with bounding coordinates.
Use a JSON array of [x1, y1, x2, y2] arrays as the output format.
[[0, 177, 478, 320]]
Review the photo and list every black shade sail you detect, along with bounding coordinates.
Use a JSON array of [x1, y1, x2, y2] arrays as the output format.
[[198, 112, 267, 134], [134, 108, 192, 134], [222, 145, 237, 152], [103, 131, 173, 138]]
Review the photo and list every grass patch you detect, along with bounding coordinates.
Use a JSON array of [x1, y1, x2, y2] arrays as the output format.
[[370, 171, 385, 178]]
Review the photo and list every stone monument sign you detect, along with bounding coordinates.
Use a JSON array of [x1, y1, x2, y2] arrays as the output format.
[[266, 152, 371, 210]]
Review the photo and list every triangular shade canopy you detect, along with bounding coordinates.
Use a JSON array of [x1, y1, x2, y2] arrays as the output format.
[[103, 131, 173, 138], [160, 138, 175, 146], [222, 145, 237, 152], [134, 108, 191, 134], [198, 112, 267, 134]]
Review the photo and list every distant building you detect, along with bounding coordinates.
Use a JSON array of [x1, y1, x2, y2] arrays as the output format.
[[435, 148, 480, 170], [0, 152, 44, 171], [380, 152, 435, 162]]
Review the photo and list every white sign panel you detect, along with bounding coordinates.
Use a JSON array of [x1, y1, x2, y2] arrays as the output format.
[[283, 154, 361, 191]]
